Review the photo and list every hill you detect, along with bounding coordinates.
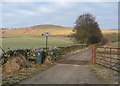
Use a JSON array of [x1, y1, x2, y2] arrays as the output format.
[[1, 24, 119, 35], [1, 24, 73, 35], [101, 29, 119, 34], [26, 24, 66, 29]]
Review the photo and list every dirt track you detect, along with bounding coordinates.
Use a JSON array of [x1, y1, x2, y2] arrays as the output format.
[[20, 48, 102, 84]]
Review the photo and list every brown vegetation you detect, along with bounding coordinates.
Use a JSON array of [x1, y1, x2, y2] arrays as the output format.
[[1, 24, 72, 35], [1, 25, 118, 36], [3, 55, 30, 74]]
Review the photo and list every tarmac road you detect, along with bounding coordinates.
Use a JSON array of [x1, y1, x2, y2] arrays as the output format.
[[20, 48, 102, 84]]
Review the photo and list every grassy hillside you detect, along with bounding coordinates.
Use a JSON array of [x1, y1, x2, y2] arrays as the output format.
[[1, 24, 73, 35], [1, 25, 118, 36], [2, 35, 72, 50], [101, 29, 118, 34], [0, 25, 74, 50], [1, 24, 119, 50]]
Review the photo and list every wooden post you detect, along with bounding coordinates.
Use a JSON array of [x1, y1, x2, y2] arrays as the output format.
[[110, 48, 112, 68], [46, 36, 48, 49], [92, 46, 96, 64]]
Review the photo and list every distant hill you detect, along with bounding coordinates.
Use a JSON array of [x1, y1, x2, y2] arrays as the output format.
[[0, 24, 118, 35], [101, 29, 119, 34], [26, 24, 67, 29], [1, 24, 73, 35]]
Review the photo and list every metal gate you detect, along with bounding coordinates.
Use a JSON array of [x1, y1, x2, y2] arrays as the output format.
[[92, 46, 120, 72]]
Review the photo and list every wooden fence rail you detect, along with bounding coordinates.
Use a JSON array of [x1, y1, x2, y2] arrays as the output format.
[[92, 46, 120, 72]]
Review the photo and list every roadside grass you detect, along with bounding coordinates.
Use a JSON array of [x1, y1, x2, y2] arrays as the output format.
[[2, 35, 73, 50], [89, 64, 118, 84], [2, 62, 54, 85]]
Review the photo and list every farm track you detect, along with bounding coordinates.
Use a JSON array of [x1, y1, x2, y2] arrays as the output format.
[[20, 48, 102, 84]]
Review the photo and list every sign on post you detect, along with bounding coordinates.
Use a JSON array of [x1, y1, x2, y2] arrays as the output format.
[[42, 32, 52, 49]]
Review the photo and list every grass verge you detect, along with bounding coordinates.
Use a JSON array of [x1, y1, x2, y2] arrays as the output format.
[[89, 64, 119, 84], [2, 61, 54, 85]]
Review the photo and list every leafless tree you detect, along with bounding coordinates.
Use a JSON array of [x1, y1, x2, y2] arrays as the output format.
[[73, 13, 103, 44]]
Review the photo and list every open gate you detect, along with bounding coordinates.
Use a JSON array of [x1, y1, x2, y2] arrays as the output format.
[[92, 46, 120, 72]]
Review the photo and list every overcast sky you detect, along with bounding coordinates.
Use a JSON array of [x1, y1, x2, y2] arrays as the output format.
[[1, 0, 119, 29]]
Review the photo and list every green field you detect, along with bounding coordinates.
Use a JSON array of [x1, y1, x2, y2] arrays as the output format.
[[2, 32, 119, 51], [113, 42, 120, 48], [2, 35, 73, 50]]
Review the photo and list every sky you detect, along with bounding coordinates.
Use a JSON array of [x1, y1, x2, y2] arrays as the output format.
[[1, 0, 119, 29]]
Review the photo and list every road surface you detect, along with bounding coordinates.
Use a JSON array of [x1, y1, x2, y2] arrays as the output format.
[[20, 48, 102, 84]]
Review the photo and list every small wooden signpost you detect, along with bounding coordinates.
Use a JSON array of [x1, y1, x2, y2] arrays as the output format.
[[42, 32, 52, 49]]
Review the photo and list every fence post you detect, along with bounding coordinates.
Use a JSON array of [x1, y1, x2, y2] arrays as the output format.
[[110, 48, 112, 68], [92, 46, 96, 64]]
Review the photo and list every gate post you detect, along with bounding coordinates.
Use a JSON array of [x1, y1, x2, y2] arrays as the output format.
[[92, 46, 96, 64]]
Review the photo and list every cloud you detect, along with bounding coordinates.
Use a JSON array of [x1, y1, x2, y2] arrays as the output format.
[[80, 7, 95, 12], [1, 2, 118, 29], [52, 2, 73, 8], [17, 10, 37, 16], [34, 2, 74, 14], [2, 0, 34, 2], [4, 13, 14, 16], [2, 0, 119, 2], [38, 6, 55, 13]]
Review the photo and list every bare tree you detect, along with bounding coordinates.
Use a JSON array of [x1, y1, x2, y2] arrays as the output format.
[[73, 13, 103, 44]]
